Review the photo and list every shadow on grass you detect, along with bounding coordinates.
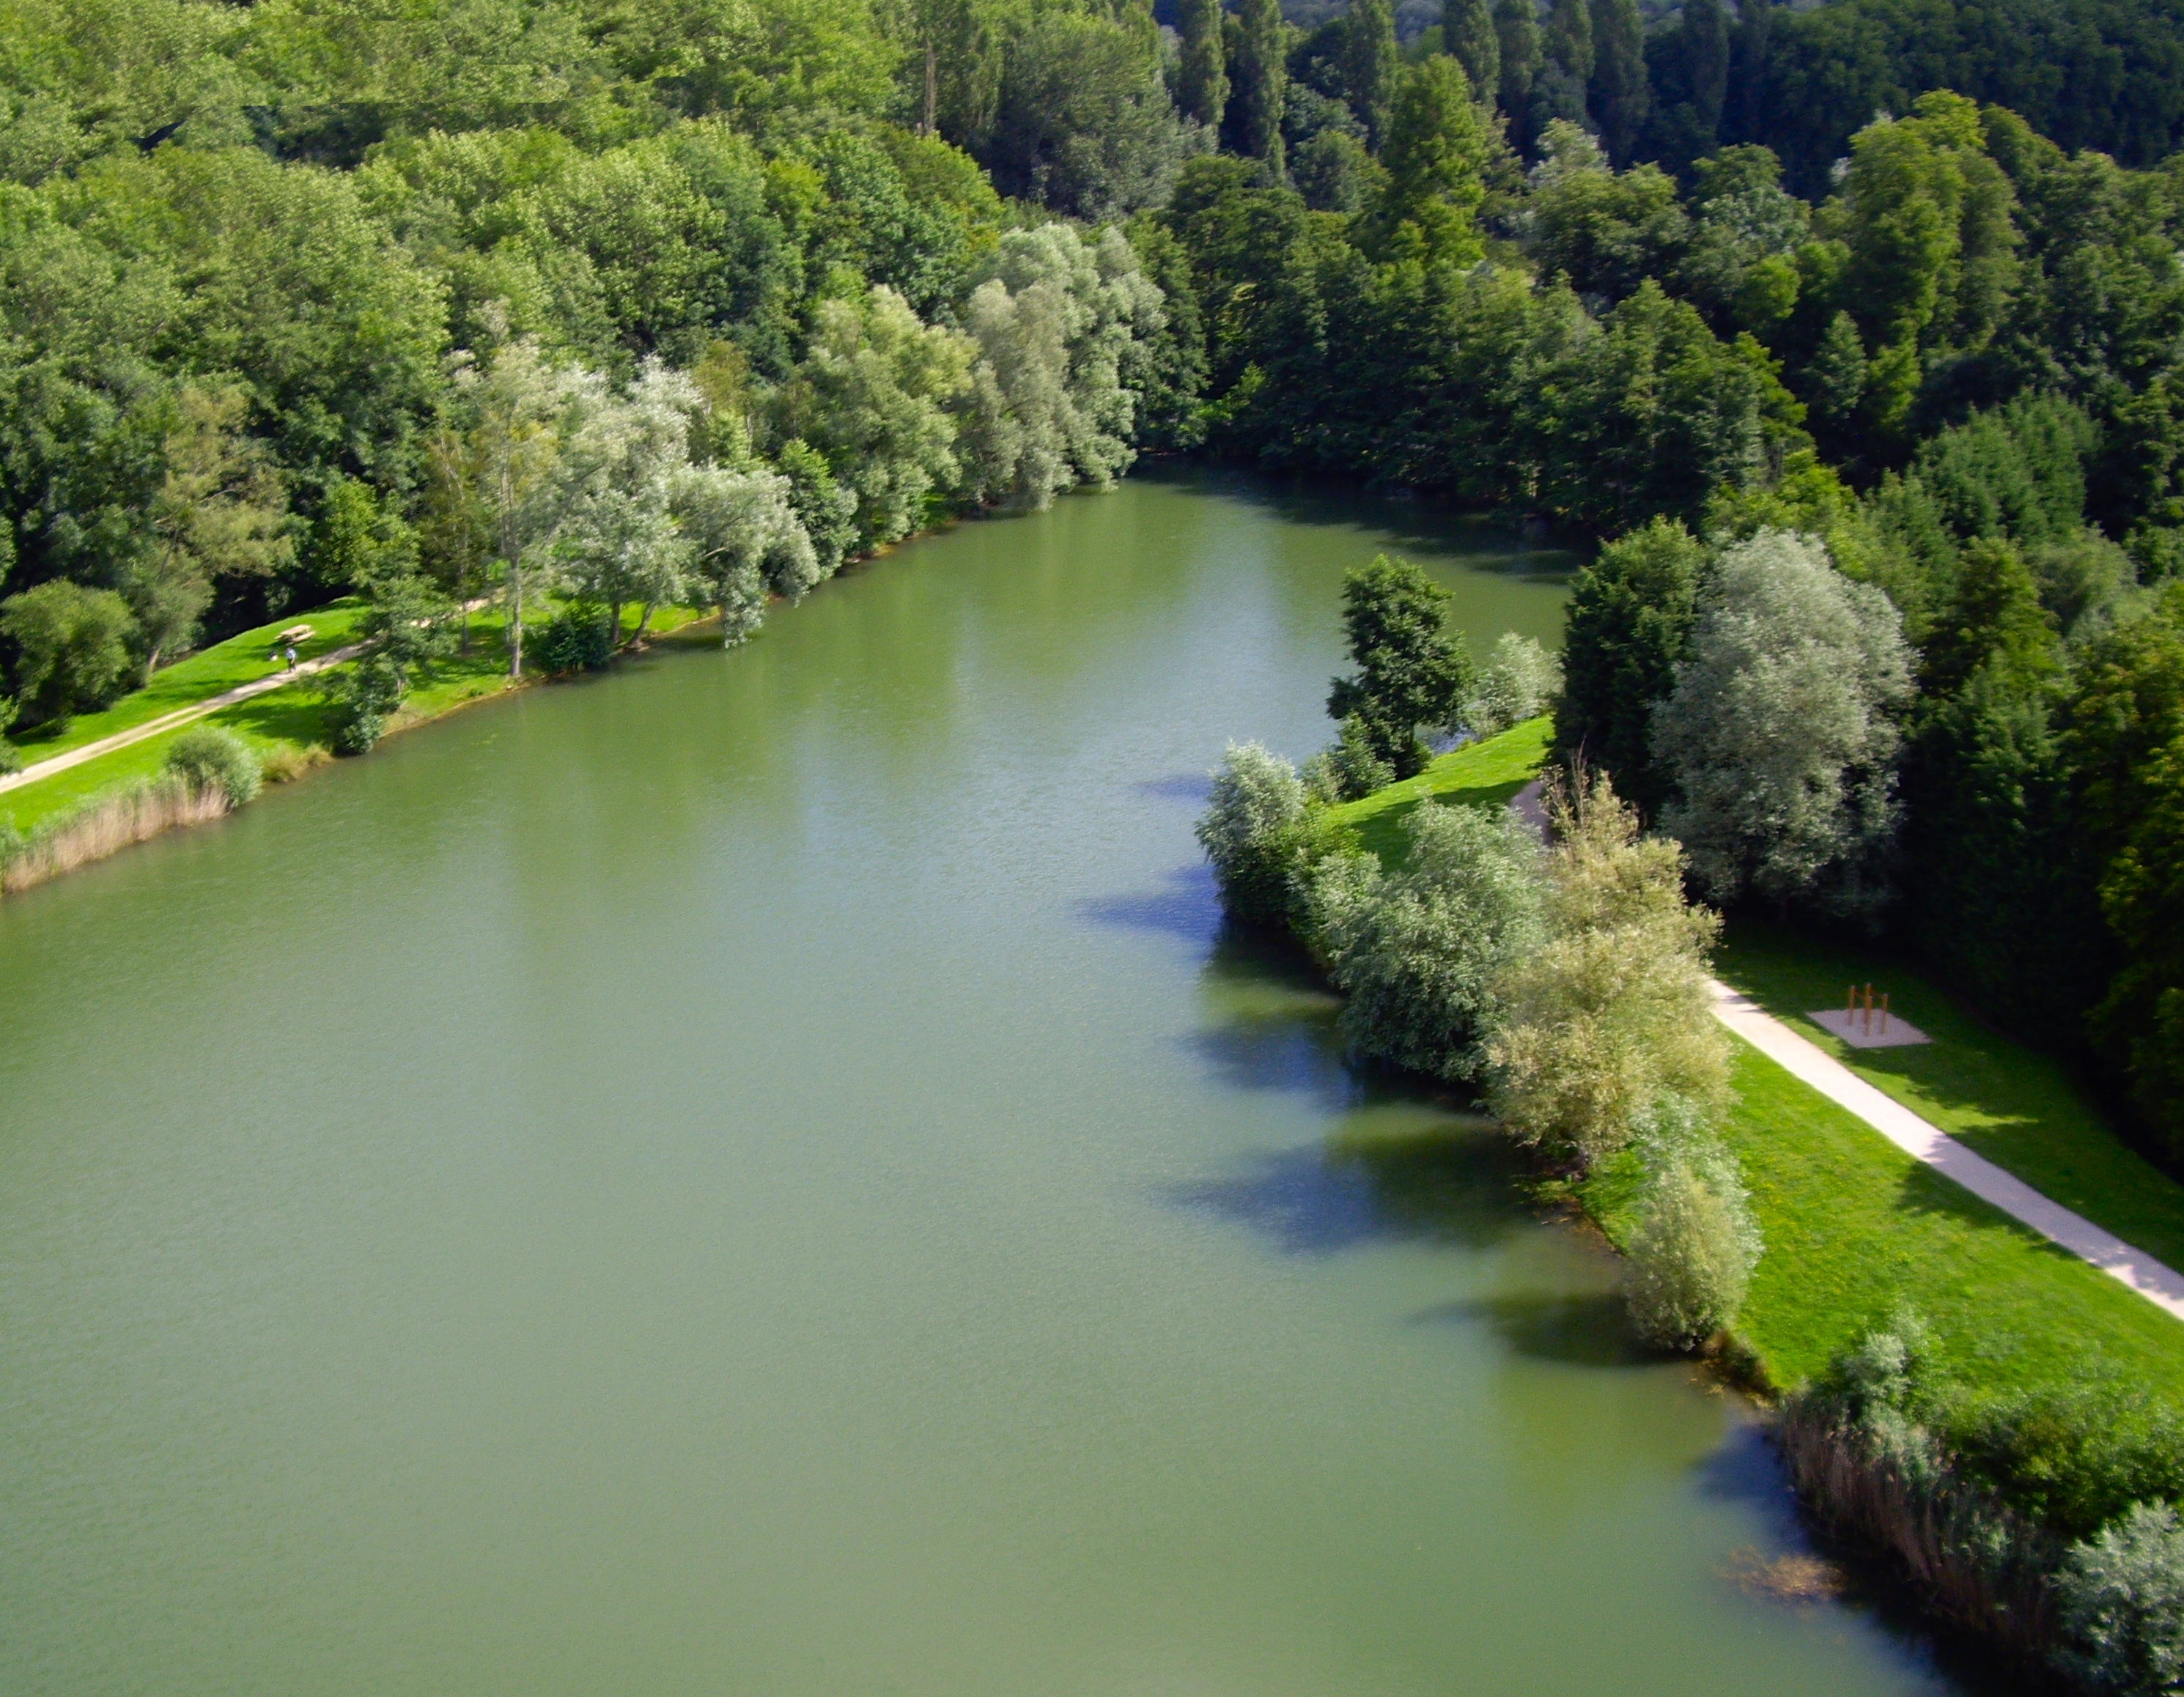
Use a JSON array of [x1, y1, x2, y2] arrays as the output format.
[[214, 689, 337, 746], [1410, 1290, 1645, 1367], [1884, 1163, 2120, 1312]]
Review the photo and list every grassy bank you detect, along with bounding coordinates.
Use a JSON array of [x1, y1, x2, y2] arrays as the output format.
[[2, 601, 716, 859], [1327, 720, 2184, 1401], [1327, 717, 1551, 865], [4, 599, 375, 770]]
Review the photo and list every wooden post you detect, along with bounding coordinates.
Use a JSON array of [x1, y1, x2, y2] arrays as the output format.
[[1864, 983, 1873, 1035]]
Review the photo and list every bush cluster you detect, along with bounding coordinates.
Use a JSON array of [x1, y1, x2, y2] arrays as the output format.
[[1487, 772, 1730, 1165], [1793, 1319, 2184, 1693], [1307, 800, 1544, 1082], [534, 608, 616, 675], [1198, 720, 1757, 1349], [163, 726, 262, 808]]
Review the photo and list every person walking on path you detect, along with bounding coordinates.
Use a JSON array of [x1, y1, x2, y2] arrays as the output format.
[[284, 643, 298, 673]]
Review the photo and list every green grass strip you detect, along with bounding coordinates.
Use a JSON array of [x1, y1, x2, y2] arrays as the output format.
[[4, 602, 719, 834], [1332, 722, 2184, 1394], [1592, 1041, 2184, 1396], [1325, 716, 1551, 866]]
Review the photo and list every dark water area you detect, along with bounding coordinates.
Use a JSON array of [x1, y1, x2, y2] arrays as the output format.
[[0, 467, 1966, 1693]]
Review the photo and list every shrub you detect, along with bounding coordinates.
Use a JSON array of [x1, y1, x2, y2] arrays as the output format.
[[1621, 1095, 1762, 1349], [1779, 1317, 2058, 1662], [1948, 1386, 2184, 1543], [1467, 632, 1562, 737], [534, 606, 616, 674], [1307, 800, 1544, 1081], [0, 774, 229, 895], [1197, 742, 1310, 925], [2056, 1504, 2184, 1696], [328, 654, 405, 755], [164, 726, 262, 807], [1302, 712, 1398, 802], [1488, 772, 1728, 1167]]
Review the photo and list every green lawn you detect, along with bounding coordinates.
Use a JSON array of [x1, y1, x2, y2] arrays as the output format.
[[7, 599, 373, 765], [1587, 1041, 2184, 1397], [1714, 918, 2184, 1279], [1327, 716, 1551, 865], [1324, 723, 2184, 1397]]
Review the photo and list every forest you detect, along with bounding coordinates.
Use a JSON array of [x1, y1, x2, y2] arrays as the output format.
[[0, 0, 2180, 1217]]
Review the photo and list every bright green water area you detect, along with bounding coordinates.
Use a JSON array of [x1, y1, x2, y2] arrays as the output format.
[[0, 469, 1958, 1694]]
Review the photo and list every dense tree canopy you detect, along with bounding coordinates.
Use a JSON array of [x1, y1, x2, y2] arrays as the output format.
[[4, 0, 2184, 1158]]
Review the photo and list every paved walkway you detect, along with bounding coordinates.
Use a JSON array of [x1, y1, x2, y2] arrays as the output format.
[[1710, 980, 2184, 1324], [0, 643, 367, 798]]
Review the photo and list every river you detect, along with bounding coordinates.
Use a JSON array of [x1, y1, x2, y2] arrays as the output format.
[[0, 467, 1958, 1694]]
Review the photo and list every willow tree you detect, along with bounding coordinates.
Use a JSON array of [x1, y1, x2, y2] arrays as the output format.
[[959, 224, 1166, 509], [447, 326, 592, 679], [1652, 529, 1915, 919]]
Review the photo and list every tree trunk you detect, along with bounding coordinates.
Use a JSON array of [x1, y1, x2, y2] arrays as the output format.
[[633, 601, 655, 644], [608, 596, 623, 650], [508, 557, 524, 679], [923, 40, 937, 136]]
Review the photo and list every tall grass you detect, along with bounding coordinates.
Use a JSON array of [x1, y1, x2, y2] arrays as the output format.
[[0, 774, 231, 895], [1775, 1390, 2059, 1663]]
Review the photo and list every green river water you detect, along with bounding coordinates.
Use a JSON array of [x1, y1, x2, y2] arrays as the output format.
[[0, 468, 1963, 1695]]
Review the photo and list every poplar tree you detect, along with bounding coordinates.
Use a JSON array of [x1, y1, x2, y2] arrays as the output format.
[[1343, 0, 1399, 151], [1176, 0, 1229, 130], [1728, 0, 1771, 144], [1587, 0, 1648, 164], [1494, 0, 1541, 139], [1225, 0, 1289, 167], [1535, 0, 1593, 131], [1444, 0, 1502, 103], [1683, 0, 1732, 145]]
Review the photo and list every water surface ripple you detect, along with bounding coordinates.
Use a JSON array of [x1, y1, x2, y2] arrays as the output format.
[[0, 468, 1958, 1695]]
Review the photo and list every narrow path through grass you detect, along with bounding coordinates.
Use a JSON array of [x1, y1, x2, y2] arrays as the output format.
[[1715, 920, 2184, 1279]]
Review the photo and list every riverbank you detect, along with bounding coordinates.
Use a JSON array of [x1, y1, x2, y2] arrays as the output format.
[[1292, 719, 2184, 1674], [1321, 721, 2184, 1388], [0, 602, 717, 897]]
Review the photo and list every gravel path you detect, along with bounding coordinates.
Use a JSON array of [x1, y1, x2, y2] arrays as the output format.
[[0, 645, 366, 799], [1711, 980, 2184, 1323]]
